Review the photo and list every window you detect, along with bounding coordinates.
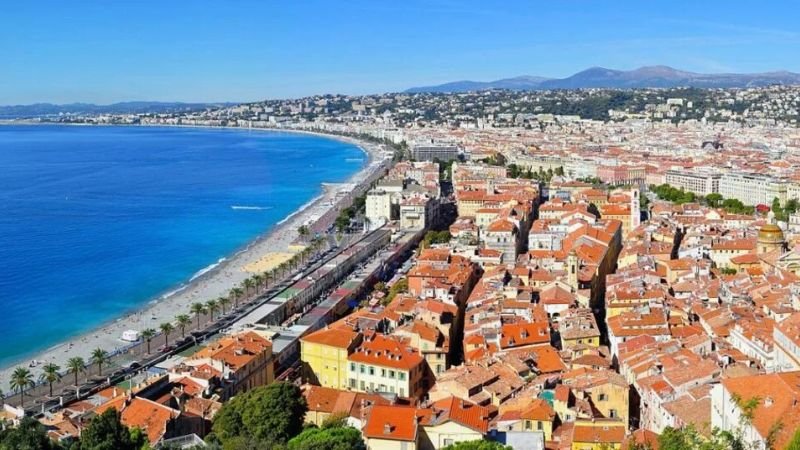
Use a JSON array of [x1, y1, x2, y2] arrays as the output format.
[[349, 378, 356, 388], [598, 393, 607, 401], [359, 380, 365, 391], [359, 364, 365, 374], [537, 421, 543, 430], [444, 439, 454, 446], [381, 368, 386, 377], [609, 409, 617, 418], [525, 420, 532, 430], [369, 366, 375, 376], [399, 372, 406, 381], [389, 370, 396, 379], [350, 363, 356, 371]]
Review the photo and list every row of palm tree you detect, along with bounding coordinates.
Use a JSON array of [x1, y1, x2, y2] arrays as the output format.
[[4, 236, 331, 408]]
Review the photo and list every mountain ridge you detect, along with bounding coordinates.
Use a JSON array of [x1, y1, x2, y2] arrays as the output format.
[[405, 65, 800, 93]]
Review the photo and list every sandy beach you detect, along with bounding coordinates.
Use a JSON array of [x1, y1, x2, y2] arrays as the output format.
[[0, 128, 389, 391]]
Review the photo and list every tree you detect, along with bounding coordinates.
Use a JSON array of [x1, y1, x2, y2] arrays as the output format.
[[786, 428, 800, 450], [141, 328, 156, 354], [190, 302, 206, 329], [706, 193, 723, 207], [298, 225, 310, 241], [40, 362, 61, 397], [90, 348, 109, 376], [9, 367, 34, 407], [77, 408, 146, 450], [441, 440, 511, 450], [176, 314, 192, 338], [159, 322, 174, 347], [67, 356, 85, 387], [385, 278, 409, 305], [230, 287, 244, 310], [219, 296, 231, 316], [243, 278, 255, 298], [206, 299, 219, 323], [0, 416, 61, 450], [287, 424, 365, 450], [252, 274, 264, 294], [212, 382, 308, 447]]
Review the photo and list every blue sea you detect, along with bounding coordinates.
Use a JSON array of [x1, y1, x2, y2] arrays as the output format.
[[0, 125, 366, 367]]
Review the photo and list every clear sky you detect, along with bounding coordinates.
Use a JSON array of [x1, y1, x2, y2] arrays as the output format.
[[2, 0, 799, 104]]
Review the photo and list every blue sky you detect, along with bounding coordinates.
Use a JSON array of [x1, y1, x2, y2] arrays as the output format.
[[2, 0, 799, 104]]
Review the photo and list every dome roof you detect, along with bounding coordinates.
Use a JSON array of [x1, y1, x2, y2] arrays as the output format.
[[758, 223, 784, 242]]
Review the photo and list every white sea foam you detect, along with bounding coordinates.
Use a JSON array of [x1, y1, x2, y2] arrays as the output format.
[[190, 257, 226, 281], [276, 193, 324, 226], [231, 205, 272, 210]]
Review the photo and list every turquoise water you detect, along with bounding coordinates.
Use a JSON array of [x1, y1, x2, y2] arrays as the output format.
[[0, 125, 366, 366]]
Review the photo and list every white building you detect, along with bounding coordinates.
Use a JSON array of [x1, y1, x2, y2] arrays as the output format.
[[719, 173, 787, 206], [664, 169, 721, 196]]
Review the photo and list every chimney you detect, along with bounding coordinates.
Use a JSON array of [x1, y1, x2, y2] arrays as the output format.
[[383, 423, 393, 435]]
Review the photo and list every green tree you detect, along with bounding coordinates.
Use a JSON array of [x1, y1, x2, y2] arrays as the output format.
[[0, 416, 62, 450], [298, 225, 310, 241], [230, 287, 244, 310], [442, 440, 511, 450], [219, 296, 231, 316], [77, 408, 146, 450], [190, 302, 206, 329], [206, 299, 219, 323], [39, 362, 61, 397], [159, 322, 174, 347], [385, 278, 409, 305], [176, 314, 192, 339], [67, 356, 85, 387], [9, 367, 35, 407], [786, 428, 800, 450], [212, 382, 308, 447], [287, 424, 365, 450], [706, 193, 723, 207], [141, 328, 156, 354], [90, 348, 109, 376]]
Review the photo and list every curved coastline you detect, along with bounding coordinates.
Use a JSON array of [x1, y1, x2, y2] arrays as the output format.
[[0, 125, 386, 389]]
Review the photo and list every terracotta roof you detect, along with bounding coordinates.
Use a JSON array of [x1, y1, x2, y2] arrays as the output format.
[[362, 405, 418, 442]]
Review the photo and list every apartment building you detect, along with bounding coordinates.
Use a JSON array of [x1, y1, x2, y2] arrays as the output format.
[[719, 172, 787, 206], [664, 169, 721, 196]]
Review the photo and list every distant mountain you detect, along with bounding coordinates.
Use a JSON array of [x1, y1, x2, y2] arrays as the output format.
[[405, 75, 552, 93], [0, 101, 235, 119], [405, 66, 800, 93]]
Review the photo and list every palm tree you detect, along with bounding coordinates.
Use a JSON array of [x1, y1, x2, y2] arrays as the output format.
[[176, 314, 192, 338], [263, 271, 273, 290], [205, 299, 219, 322], [39, 363, 61, 397], [10, 367, 34, 407], [219, 296, 231, 316], [190, 302, 205, 329], [90, 348, 109, 376], [253, 274, 264, 294], [230, 287, 244, 310], [141, 328, 156, 354], [243, 278, 255, 298], [67, 357, 85, 387], [298, 224, 310, 241], [160, 322, 174, 347]]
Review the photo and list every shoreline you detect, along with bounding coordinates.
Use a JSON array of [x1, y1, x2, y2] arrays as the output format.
[[0, 124, 388, 389]]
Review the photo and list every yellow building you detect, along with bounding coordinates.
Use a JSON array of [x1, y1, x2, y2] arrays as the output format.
[[563, 368, 630, 426], [496, 398, 556, 441], [571, 418, 626, 450], [300, 325, 362, 389]]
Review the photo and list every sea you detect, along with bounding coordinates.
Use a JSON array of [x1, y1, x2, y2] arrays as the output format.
[[0, 125, 366, 367]]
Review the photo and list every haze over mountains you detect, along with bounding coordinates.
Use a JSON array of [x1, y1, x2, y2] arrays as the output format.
[[405, 65, 800, 93], [0, 101, 234, 119]]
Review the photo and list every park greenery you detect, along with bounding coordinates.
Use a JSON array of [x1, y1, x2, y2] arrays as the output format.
[[0, 410, 147, 450], [650, 183, 764, 216]]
